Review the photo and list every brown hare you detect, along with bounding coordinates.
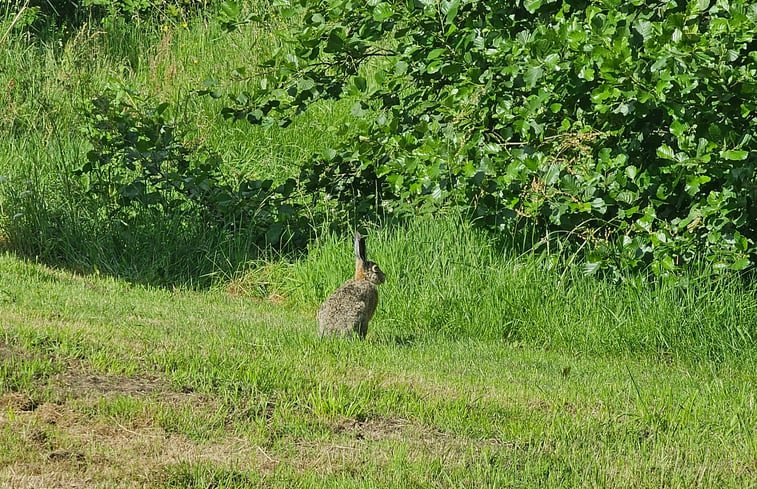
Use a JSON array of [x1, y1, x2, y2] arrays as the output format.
[[317, 232, 385, 339]]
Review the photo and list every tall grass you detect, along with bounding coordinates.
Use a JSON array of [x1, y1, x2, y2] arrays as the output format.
[[0, 3, 755, 360], [0, 3, 352, 284], [289, 214, 757, 359]]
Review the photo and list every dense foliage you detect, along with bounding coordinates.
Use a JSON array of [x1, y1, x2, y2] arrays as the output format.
[[77, 85, 307, 246], [22, 0, 209, 16], [2, 0, 211, 32], [220, 0, 756, 275]]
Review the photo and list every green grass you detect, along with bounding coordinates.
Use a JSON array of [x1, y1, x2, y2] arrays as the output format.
[[0, 4, 756, 487], [1, 238, 756, 487], [0, 2, 352, 283]]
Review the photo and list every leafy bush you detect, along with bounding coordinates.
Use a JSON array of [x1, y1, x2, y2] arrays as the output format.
[[2, 0, 211, 29], [0, 84, 310, 285], [220, 0, 756, 275], [78, 84, 307, 247]]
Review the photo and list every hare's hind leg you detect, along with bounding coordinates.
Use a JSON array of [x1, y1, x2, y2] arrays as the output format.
[[356, 319, 369, 339]]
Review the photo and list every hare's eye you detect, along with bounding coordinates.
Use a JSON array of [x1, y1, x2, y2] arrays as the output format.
[[372, 265, 380, 272]]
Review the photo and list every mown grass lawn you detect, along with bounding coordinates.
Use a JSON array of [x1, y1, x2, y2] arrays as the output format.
[[1, 252, 755, 488]]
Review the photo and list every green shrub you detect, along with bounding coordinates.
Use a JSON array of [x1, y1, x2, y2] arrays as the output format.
[[222, 0, 756, 276], [0, 84, 310, 285], [77, 84, 309, 246], [1, 0, 212, 31]]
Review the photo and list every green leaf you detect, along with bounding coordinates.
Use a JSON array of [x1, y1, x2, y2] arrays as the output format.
[[325, 28, 345, 53], [591, 197, 607, 214], [684, 175, 711, 195], [544, 163, 560, 186], [427, 60, 443, 74], [442, 0, 460, 24], [721, 149, 748, 161], [578, 66, 595, 81], [734, 232, 748, 252], [427, 48, 446, 60], [372, 3, 394, 21], [669, 119, 688, 138], [220, 0, 240, 19], [656, 144, 675, 160], [729, 258, 750, 271], [583, 261, 601, 275], [690, 0, 710, 12], [353, 76, 367, 92], [524, 0, 542, 14], [297, 77, 315, 91], [660, 255, 676, 272], [633, 19, 654, 41], [524, 65, 543, 88]]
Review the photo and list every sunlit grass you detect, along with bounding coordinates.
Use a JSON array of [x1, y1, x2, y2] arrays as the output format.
[[0, 251, 755, 487], [287, 215, 757, 359], [0, 4, 755, 487], [0, 2, 352, 284]]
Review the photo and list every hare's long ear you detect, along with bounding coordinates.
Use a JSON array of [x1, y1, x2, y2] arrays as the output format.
[[354, 232, 366, 262]]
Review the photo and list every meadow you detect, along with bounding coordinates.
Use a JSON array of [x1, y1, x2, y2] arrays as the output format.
[[0, 2, 755, 487]]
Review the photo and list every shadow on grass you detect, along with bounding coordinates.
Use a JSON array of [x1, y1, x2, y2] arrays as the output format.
[[0, 196, 305, 289]]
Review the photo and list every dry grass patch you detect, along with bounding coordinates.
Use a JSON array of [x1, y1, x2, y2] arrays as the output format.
[[1, 401, 273, 488], [0, 340, 271, 487]]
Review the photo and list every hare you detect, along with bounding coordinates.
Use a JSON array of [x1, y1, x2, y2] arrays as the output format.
[[317, 232, 386, 339]]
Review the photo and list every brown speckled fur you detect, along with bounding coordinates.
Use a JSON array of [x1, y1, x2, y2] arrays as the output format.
[[317, 233, 385, 339]]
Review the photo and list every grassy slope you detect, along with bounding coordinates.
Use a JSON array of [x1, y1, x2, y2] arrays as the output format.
[[1, 250, 756, 488], [0, 6, 351, 282]]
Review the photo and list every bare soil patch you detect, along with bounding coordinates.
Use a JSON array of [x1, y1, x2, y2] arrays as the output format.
[[289, 415, 501, 476], [0, 392, 38, 412], [0, 340, 262, 487], [53, 367, 171, 399], [1, 396, 270, 488], [0, 340, 36, 363]]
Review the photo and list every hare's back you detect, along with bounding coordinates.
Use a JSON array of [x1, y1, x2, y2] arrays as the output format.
[[318, 280, 378, 328]]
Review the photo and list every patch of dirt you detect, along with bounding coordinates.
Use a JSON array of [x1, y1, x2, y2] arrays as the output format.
[[0, 343, 12, 360], [0, 338, 256, 486], [290, 415, 501, 476], [333, 416, 444, 442], [0, 402, 275, 488], [0, 472, 94, 489], [53, 367, 171, 399], [47, 449, 86, 464], [0, 393, 38, 412], [0, 341, 35, 363]]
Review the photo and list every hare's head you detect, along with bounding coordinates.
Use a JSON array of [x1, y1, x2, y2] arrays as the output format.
[[354, 232, 386, 285], [361, 260, 386, 285]]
